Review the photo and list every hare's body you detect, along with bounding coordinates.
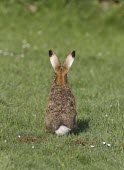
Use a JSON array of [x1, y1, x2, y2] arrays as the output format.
[[45, 50, 77, 134], [46, 83, 77, 134]]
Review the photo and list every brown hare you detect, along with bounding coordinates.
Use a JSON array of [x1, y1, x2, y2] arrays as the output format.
[[45, 50, 77, 135]]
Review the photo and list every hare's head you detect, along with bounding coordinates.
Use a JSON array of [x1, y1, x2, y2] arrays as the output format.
[[49, 50, 75, 86]]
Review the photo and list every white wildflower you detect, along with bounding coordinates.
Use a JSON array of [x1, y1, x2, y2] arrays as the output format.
[[37, 31, 42, 35], [22, 43, 30, 49], [98, 52, 102, 57], [107, 144, 111, 147], [20, 54, 24, 58]]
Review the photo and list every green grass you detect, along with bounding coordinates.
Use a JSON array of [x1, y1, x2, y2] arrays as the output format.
[[0, 1, 124, 169]]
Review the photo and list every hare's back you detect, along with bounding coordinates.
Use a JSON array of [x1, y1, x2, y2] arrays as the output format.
[[50, 85, 76, 110]]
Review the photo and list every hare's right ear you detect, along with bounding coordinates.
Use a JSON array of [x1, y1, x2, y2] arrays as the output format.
[[62, 50, 75, 74], [49, 50, 60, 73]]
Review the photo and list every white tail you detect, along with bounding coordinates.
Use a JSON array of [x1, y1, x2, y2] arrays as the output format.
[[55, 125, 71, 135]]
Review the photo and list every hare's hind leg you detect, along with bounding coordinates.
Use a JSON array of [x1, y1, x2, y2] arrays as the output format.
[[62, 114, 77, 132], [45, 114, 61, 134]]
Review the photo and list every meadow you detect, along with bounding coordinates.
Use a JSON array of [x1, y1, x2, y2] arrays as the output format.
[[0, 1, 124, 169]]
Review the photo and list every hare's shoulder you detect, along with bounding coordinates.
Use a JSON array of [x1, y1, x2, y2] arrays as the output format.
[[49, 85, 75, 108], [50, 85, 74, 99]]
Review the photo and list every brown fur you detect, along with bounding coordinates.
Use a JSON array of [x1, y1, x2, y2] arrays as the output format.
[[54, 67, 68, 86], [45, 51, 77, 134]]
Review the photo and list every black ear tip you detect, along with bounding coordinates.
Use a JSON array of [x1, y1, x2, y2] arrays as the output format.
[[72, 50, 76, 57], [49, 50, 53, 57]]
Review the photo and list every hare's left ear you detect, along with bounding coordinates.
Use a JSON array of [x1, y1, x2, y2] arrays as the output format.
[[62, 50, 75, 74], [49, 50, 60, 73]]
